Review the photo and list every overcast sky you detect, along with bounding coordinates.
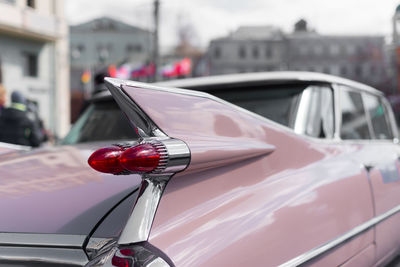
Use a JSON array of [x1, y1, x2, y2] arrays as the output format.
[[66, 0, 400, 49]]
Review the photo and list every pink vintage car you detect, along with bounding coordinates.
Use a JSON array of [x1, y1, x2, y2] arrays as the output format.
[[1, 72, 400, 266]]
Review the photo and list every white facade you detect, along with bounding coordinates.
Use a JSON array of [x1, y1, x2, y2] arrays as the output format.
[[0, 0, 70, 137]]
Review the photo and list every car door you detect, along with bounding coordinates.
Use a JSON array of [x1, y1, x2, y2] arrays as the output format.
[[338, 85, 400, 265]]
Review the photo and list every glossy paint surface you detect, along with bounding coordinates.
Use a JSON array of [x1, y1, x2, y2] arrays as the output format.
[[123, 86, 276, 173], [0, 143, 141, 235], [122, 84, 378, 266], [356, 142, 400, 262]]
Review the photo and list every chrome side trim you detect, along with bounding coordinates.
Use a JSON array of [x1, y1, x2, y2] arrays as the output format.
[[0, 142, 31, 151], [118, 176, 169, 245], [0, 233, 86, 248], [85, 237, 116, 260], [0, 246, 88, 266], [279, 204, 400, 267], [147, 257, 170, 267]]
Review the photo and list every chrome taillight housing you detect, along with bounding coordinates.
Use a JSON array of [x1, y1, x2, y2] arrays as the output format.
[[86, 243, 173, 267], [88, 138, 189, 176], [87, 138, 189, 266]]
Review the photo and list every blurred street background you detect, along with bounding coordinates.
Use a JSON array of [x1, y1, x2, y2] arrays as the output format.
[[1, 0, 400, 140]]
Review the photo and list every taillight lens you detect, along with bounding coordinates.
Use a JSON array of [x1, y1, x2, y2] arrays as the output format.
[[88, 146, 125, 174], [111, 254, 132, 267], [88, 144, 163, 174], [120, 144, 160, 173]]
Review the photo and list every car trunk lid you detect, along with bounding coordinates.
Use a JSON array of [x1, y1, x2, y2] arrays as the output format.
[[0, 143, 141, 237]]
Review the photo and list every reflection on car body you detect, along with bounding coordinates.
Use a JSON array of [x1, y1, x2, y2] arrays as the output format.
[[1, 71, 400, 266]]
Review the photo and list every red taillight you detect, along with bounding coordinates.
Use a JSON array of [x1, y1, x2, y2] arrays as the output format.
[[112, 255, 132, 267], [119, 248, 135, 256], [88, 144, 163, 174], [120, 144, 160, 173], [88, 146, 125, 174]]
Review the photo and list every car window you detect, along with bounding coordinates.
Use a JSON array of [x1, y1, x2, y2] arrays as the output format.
[[340, 88, 371, 140], [62, 100, 139, 145], [293, 86, 334, 138], [363, 93, 394, 140], [210, 85, 303, 127], [210, 84, 334, 139]]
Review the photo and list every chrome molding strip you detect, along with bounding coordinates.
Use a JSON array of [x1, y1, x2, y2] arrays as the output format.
[[0, 233, 86, 248], [118, 176, 169, 245], [280, 204, 400, 267], [0, 246, 88, 266], [86, 237, 116, 260], [0, 142, 31, 151]]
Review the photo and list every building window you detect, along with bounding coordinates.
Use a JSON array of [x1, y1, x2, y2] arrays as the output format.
[[239, 46, 246, 59], [299, 46, 308, 56], [314, 44, 323, 56], [77, 44, 85, 52], [330, 44, 340, 56], [71, 48, 80, 59], [266, 47, 272, 58], [341, 66, 347, 76], [1, 0, 16, 4], [252, 46, 259, 58], [346, 45, 356, 55], [23, 52, 38, 77], [26, 0, 35, 8], [126, 44, 142, 53], [354, 65, 362, 77], [214, 46, 221, 58]]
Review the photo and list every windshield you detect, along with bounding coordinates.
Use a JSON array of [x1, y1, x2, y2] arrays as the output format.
[[62, 100, 139, 145]]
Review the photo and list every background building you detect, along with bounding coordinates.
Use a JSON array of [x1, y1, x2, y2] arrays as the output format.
[[287, 20, 388, 93], [70, 17, 153, 91], [0, 0, 69, 137], [208, 26, 287, 75], [69, 17, 153, 121], [207, 20, 389, 94]]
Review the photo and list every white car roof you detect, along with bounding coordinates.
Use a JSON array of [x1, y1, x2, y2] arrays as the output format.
[[94, 71, 383, 100], [156, 71, 383, 96]]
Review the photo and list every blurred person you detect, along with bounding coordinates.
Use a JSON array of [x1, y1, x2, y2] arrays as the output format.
[[0, 84, 6, 114], [26, 99, 49, 143], [0, 91, 43, 147]]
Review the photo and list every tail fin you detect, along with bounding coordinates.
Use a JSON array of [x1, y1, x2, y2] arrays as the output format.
[[105, 78, 274, 172]]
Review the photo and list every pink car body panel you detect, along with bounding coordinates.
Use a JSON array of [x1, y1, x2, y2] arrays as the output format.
[[119, 84, 398, 266], [0, 144, 141, 234]]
